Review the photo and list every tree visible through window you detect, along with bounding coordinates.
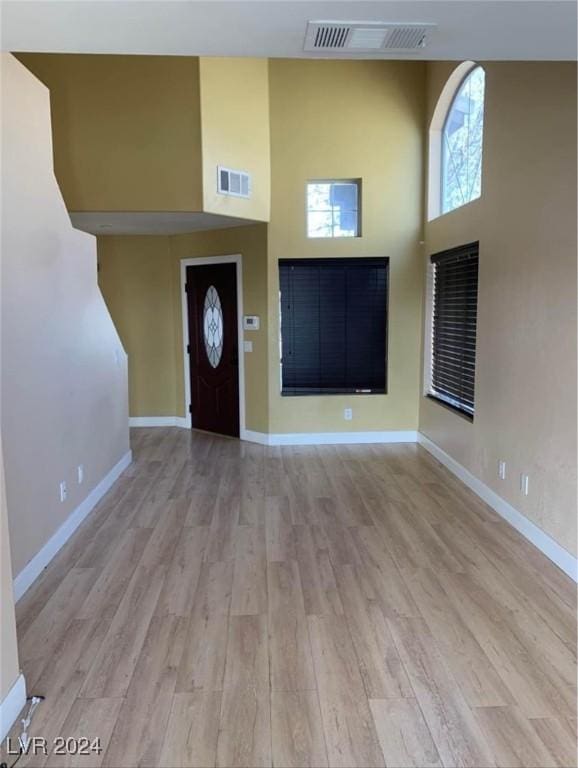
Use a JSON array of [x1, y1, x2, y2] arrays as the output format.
[[307, 181, 360, 238], [442, 66, 485, 214]]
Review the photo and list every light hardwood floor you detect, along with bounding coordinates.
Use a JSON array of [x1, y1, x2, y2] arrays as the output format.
[[4, 428, 577, 767]]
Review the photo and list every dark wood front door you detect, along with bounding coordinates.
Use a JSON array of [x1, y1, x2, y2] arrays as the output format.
[[186, 263, 239, 437]]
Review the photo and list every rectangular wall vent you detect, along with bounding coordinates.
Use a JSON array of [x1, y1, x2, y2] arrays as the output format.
[[304, 21, 435, 53], [217, 166, 251, 198]]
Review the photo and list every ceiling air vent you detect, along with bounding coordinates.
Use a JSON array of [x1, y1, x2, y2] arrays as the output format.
[[383, 25, 431, 50], [310, 23, 352, 49], [304, 21, 435, 53], [217, 166, 251, 199]]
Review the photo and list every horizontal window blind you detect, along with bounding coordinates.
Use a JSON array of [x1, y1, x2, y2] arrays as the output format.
[[430, 242, 479, 417], [279, 258, 388, 395]]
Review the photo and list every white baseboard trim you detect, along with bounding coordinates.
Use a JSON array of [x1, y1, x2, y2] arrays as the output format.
[[137, 422, 418, 448], [241, 430, 418, 446], [13, 450, 133, 602], [129, 416, 188, 428], [0, 673, 26, 743], [417, 433, 578, 582], [240, 429, 270, 445]]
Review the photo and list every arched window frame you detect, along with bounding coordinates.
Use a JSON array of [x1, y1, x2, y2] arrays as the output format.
[[428, 61, 485, 220]]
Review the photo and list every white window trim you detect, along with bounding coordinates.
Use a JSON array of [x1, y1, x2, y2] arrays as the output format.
[[306, 179, 361, 239], [423, 246, 479, 417], [427, 60, 478, 221], [423, 257, 435, 398]]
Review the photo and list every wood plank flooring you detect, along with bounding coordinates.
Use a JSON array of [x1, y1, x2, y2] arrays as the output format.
[[3, 427, 577, 767]]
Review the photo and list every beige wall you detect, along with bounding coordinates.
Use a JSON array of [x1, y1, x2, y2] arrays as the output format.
[[267, 59, 426, 432], [420, 62, 577, 555], [16, 54, 204, 213], [199, 58, 270, 221], [98, 224, 269, 432], [1, 445, 20, 704], [1, 54, 130, 576]]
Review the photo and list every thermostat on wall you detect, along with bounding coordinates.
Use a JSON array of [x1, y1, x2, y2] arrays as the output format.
[[243, 315, 260, 331]]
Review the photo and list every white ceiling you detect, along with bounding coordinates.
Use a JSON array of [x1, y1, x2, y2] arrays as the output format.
[[2, 1, 576, 61], [70, 211, 258, 236]]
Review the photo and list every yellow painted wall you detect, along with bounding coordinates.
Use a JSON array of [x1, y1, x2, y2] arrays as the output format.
[[267, 59, 426, 433], [420, 62, 577, 555], [16, 54, 204, 212], [98, 59, 426, 436], [169, 226, 269, 431], [199, 58, 270, 221], [98, 224, 269, 432], [98, 236, 176, 417]]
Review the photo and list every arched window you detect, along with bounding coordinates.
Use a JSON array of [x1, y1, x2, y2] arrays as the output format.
[[442, 66, 485, 214], [428, 62, 485, 219]]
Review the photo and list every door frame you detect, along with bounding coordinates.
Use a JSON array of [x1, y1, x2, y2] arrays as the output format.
[[180, 254, 245, 435]]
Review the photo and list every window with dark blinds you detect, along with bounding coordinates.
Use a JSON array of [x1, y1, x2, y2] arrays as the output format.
[[279, 258, 388, 395], [429, 242, 479, 418]]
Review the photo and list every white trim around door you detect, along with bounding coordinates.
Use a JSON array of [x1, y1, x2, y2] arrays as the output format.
[[180, 255, 246, 435]]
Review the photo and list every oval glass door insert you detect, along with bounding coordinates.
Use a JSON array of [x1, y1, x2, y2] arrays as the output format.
[[203, 285, 224, 368]]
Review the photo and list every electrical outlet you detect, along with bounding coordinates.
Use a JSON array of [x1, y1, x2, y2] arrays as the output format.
[[344, 408, 353, 421], [77, 465, 84, 484], [520, 473, 529, 496], [498, 460, 506, 480], [59, 481, 67, 503]]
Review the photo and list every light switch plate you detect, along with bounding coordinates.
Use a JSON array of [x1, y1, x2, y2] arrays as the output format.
[[244, 340, 253, 353]]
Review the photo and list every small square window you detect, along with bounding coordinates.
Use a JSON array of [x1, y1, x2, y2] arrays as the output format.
[[307, 180, 360, 238]]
